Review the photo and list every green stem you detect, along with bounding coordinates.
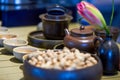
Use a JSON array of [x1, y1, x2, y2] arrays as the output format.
[[104, 26, 110, 35], [109, 0, 114, 26]]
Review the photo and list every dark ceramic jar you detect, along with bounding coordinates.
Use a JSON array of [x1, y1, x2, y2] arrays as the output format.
[[64, 26, 97, 53], [40, 5, 73, 40], [96, 34, 120, 75]]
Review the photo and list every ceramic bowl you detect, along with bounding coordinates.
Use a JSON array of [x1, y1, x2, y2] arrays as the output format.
[[0, 32, 17, 46], [23, 51, 102, 80], [3, 38, 28, 53], [0, 27, 8, 32], [13, 46, 39, 62]]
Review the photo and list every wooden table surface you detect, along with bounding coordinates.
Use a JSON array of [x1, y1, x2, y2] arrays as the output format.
[[0, 24, 120, 80]]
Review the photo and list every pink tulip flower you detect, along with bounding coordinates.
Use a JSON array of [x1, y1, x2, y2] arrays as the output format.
[[77, 1, 110, 34]]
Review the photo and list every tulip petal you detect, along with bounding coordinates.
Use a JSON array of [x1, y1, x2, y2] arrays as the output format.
[[79, 9, 103, 27], [85, 2, 107, 27], [77, 1, 110, 34], [77, 1, 106, 27]]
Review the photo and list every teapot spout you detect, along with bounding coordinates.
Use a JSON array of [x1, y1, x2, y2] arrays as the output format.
[[65, 28, 70, 35]]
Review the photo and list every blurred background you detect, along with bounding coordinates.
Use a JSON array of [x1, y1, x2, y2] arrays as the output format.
[[0, 0, 120, 28]]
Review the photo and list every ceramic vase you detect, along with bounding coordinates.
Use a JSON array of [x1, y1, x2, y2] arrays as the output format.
[[97, 34, 119, 75]]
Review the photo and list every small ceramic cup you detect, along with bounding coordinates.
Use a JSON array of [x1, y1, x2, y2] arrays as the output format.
[[0, 32, 17, 46], [13, 46, 39, 62], [3, 38, 28, 53]]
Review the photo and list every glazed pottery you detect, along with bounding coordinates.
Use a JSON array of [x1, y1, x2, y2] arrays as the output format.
[[0, 32, 17, 47], [95, 34, 119, 75], [40, 5, 73, 40], [3, 38, 28, 53], [23, 54, 102, 80], [64, 26, 98, 53], [13, 46, 39, 62]]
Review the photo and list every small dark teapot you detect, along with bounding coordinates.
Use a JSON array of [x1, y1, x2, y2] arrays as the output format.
[[64, 26, 97, 53]]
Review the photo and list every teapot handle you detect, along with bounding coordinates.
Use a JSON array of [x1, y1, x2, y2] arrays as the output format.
[[64, 28, 70, 35], [94, 36, 104, 55]]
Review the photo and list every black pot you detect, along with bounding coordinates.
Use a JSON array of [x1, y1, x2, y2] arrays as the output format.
[[23, 54, 103, 80], [39, 5, 73, 40], [40, 13, 72, 40]]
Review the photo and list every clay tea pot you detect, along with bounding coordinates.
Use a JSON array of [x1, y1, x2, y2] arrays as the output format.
[[64, 26, 97, 53]]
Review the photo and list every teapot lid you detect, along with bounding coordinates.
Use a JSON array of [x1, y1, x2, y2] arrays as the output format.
[[71, 26, 93, 37]]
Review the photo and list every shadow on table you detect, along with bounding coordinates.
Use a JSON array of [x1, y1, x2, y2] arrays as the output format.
[[20, 65, 24, 80], [0, 48, 13, 55], [19, 65, 23, 70], [10, 57, 23, 63]]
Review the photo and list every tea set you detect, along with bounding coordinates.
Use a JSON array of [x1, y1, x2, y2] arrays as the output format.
[[38, 5, 101, 53], [38, 5, 120, 76]]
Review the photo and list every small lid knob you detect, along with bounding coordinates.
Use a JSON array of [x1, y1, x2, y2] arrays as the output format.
[[80, 25, 85, 30], [71, 25, 93, 37]]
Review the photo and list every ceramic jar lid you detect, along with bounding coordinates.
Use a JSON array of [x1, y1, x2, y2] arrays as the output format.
[[47, 5, 66, 15], [41, 14, 72, 21], [71, 26, 93, 37], [40, 5, 73, 21]]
